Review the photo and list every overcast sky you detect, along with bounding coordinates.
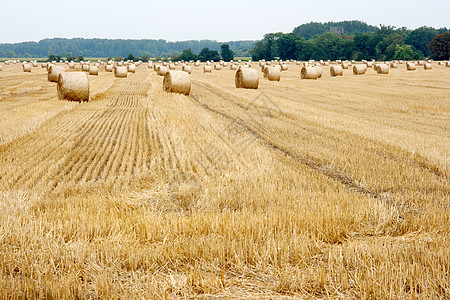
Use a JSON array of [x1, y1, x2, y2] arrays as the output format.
[[1, 0, 449, 43]]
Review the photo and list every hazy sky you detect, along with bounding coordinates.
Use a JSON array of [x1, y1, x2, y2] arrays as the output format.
[[1, 0, 449, 43]]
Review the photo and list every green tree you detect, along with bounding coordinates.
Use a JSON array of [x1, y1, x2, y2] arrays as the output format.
[[276, 34, 303, 60], [180, 48, 197, 61], [393, 45, 415, 60], [405, 26, 437, 57], [429, 32, 450, 60], [6, 50, 16, 58], [76, 55, 84, 62], [47, 53, 57, 62], [127, 53, 135, 61], [293, 22, 327, 39], [220, 43, 234, 61], [198, 48, 220, 62]]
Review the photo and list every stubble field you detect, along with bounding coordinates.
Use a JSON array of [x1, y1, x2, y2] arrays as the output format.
[[0, 61, 449, 298]]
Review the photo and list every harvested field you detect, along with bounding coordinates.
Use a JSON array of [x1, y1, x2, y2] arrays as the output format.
[[0, 61, 449, 298]]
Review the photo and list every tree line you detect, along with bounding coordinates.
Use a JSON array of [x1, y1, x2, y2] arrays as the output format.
[[251, 21, 449, 61]]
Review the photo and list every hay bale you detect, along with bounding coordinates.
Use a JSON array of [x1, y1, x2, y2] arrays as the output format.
[[330, 65, 343, 76], [406, 62, 416, 71], [182, 65, 192, 74], [157, 66, 169, 76], [23, 63, 31, 72], [128, 64, 136, 73], [0, 65, 2, 71], [89, 65, 99, 75], [81, 64, 89, 72], [341, 62, 349, 69], [446, 61, 450, 67], [314, 66, 323, 78], [235, 68, 258, 89], [214, 64, 222, 70], [163, 71, 191, 95], [424, 63, 432, 70], [203, 65, 212, 73], [68, 62, 75, 69], [105, 65, 113, 72], [281, 64, 288, 71], [264, 66, 281, 81], [301, 66, 319, 79], [48, 65, 65, 82], [390, 62, 398, 68], [353, 64, 367, 75], [376, 64, 389, 74], [365, 61, 373, 67], [230, 64, 238, 70], [57, 72, 89, 102], [194, 61, 200, 67], [169, 64, 176, 70], [114, 66, 128, 78]]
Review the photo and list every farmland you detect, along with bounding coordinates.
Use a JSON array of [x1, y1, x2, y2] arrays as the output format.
[[0, 61, 449, 298]]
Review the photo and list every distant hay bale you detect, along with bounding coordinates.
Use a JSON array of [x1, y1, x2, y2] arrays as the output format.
[[235, 68, 258, 89], [281, 64, 288, 71], [57, 72, 89, 102], [376, 64, 389, 74], [105, 64, 113, 72], [147, 61, 153, 68], [40, 63, 47, 68], [48, 65, 65, 82], [446, 61, 450, 67], [301, 66, 319, 79], [81, 64, 89, 72], [230, 64, 238, 70], [69, 62, 75, 69], [22, 63, 31, 72], [417, 61, 424, 65], [32, 61, 38, 67], [157, 66, 169, 76], [353, 64, 367, 75], [182, 65, 192, 74], [89, 65, 98, 75], [203, 65, 212, 73], [163, 71, 191, 95], [169, 64, 176, 70], [114, 66, 128, 78], [0, 65, 2, 71], [194, 61, 200, 67], [264, 66, 281, 81], [390, 62, 398, 68], [128, 64, 136, 73], [341, 62, 349, 69], [214, 64, 222, 70], [330, 65, 343, 76], [365, 61, 373, 67], [424, 63, 432, 70], [314, 66, 323, 78], [406, 62, 416, 71]]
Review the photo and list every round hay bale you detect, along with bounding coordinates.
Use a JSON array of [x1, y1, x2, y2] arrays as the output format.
[[89, 65, 98, 75], [81, 64, 89, 72], [23, 63, 31, 72], [417, 61, 424, 65], [280, 64, 288, 71], [390, 62, 398, 68], [41, 63, 47, 68], [203, 65, 212, 73], [230, 64, 238, 70], [69, 62, 75, 69], [353, 64, 367, 75], [128, 64, 136, 73], [214, 64, 222, 70], [235, 68, 258, 89], [163, 71, 191, 95], [301, 66, 319, 79], [157, 66, 169, 76], [194, 61, 200, 67], [446, 61, 450, 67], [376, 64, 389, 74], [406, 62, 416, 71], [105, 64, 113, 72], [169, 64, 176, 70], [114, 66, 128, 78], [314, 66, 323, 78], [57, 72, 89, 102], [147, 61, 153, 68], [330, 65, 343, 76], [48, 65, 65, 82], [365, 61, 373, 67], [424, 63, 432, 70], [264, 66, 281, 81], [341, 62, 349, 69], [0, 65, 2, 71], [182, 65, 192, 74]]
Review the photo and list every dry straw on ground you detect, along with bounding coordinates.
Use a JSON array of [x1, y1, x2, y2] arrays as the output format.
[[235, 67, 259, 89], [353, 64, 367, 75], [114, 66, 128, 78], [163, 70, 191, 95], [301, 66, 319, 79], [48, 65, 65, 82], [57, 72, 89, 102]]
